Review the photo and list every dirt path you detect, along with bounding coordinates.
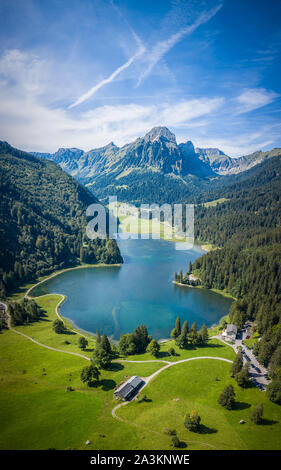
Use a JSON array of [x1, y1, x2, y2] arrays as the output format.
[[4, 301, 91, 361], [4, 297, 235, 442], [112, 356, 233, 421]]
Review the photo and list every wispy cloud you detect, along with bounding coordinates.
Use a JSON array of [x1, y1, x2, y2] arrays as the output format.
[[68, 44, 145, 109], [235, 87, 279, 114], [0, 49, 223, 151], [69, 2, 222, 107], [192, 131, 276, 157], [1, 47, 280, 158], [69, 1, 146, 109], [136, 3, 223, 86]]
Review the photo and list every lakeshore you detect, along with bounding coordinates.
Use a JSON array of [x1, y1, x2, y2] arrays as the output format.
[[21, 238, 232, 341]]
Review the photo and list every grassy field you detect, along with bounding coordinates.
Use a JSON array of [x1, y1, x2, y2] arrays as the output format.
[[13, 294, 96, 359], [118, 360, 281, 450], [0, 327, 163, 450], [124, 337, 235, 362], [200, 198, 229, 207], [1, 292, 281, 450]]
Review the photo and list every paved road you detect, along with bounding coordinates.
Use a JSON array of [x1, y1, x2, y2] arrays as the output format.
[[3, 291, 269, 396], [213, 333, 269, 390]]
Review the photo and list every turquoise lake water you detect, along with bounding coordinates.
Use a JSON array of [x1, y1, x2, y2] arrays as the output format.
[[31, 239, 232, 340]]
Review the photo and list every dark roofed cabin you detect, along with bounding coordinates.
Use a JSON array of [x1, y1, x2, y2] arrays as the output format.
[[114, 376, 144, 401]]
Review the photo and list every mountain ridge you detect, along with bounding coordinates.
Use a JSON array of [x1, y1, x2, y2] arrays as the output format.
[[7, 127, 281, 204], [30, 126, 281, 179]]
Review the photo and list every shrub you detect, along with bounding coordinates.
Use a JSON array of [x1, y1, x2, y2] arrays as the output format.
[[184, 410, 201, 432], [218, 385, 235, 410], [266, 380, 281, 404], [78, 336, 88, 350], [52, 319, 65, 334], [168, 347, 176, 356], [171, 435, 181, 448], [251, 404, 263, 424]]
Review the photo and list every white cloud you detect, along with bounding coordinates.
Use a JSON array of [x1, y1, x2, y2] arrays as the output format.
[[0, 49, 48, 97], [0, 49, 223, 152], [136, 3, 223, 86], [235, 88, 279, 114], [0, 94, 223, 151], [0, 48, 280, 158], [190, 132, 275, 157]]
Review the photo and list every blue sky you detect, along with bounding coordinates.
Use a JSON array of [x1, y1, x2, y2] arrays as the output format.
[[0, 0, 281, 156]]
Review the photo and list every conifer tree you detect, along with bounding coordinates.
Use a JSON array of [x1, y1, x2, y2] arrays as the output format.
[[230, 350, 243, 377], [100, 334, 111, 354]]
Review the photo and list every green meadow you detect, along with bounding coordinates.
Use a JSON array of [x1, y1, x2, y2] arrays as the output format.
[[118, 360, 281, 450], [0, 293, 281, 450]]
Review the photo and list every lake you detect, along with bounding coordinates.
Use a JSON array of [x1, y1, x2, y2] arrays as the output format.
[[31, 239, 233, 340]]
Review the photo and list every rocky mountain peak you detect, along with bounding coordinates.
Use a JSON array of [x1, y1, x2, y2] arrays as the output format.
[[144, 126, 176, 144], [180, 140, 195, 155]]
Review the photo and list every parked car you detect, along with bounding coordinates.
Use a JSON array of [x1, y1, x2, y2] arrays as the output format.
[[246, 335, 250, 339]]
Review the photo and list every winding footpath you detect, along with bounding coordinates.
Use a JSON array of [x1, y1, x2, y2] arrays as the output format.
[[112, 356, 233, 422], [2, 297, 234, 429], [3, 300, 91, 361]]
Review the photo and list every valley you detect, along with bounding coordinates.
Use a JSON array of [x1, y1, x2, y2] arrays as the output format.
[[1, 132, 281, 452]]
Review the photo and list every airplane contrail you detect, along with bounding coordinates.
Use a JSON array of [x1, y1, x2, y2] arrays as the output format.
[[137, 3, 223, 86], [69, 1, 145, 109], [68, 44, 144, 109], [69, 3, 222, 108]]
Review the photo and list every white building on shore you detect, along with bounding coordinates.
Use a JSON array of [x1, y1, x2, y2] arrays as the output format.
[[222, 324, 238, 340]]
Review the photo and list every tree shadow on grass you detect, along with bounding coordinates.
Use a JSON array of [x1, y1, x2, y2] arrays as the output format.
[[197, 342, 224, 350], [137, 397, 152, 403], [261, 418, 278, 426], [87, 379, 116, 391], [157, 351, 172, 359], [62, 329, 76, 336], [34, 308, 49, 321], [177, 441, 187, 448], [107, 362, 124, 372], [99, 379, 116, 391], [197, 424, 218, 434], [233, 401, 251, 411], [83, 348, 94, 353]]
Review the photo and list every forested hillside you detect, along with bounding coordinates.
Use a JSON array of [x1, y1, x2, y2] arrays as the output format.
[[195, 155, 281, 244], [191, 156, 281, 393], [0, 142, 122, 298]]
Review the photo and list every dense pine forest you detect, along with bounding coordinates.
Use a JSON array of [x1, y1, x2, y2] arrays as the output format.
[[190, 156, 281, 396], [0, 142, 122, 298], [195, 155, 281, 244], [1, 139, 281, 398]]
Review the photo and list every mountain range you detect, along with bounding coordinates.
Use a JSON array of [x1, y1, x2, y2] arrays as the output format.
[[32, 126, 281, 177], [31, 126, 281, 204]]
